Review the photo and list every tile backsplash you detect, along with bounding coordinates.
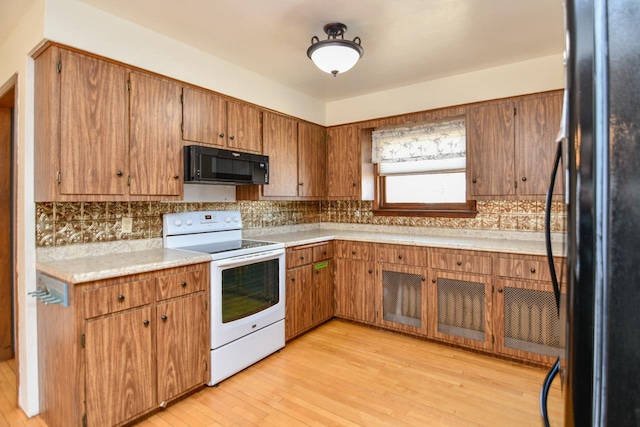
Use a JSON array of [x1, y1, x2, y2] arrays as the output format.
[[35, 200, 566, 247]]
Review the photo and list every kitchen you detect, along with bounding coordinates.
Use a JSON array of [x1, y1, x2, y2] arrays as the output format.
[[1, 0, 638, 426]]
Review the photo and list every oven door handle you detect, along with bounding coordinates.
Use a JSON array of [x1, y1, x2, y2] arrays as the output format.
[[212, 249, 285, 268]]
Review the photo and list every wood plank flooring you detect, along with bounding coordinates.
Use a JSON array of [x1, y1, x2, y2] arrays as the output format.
[[1, 320, 564, 426]]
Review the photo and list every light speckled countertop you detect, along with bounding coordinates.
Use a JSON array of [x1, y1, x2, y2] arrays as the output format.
[[37, 223, 566, 284]]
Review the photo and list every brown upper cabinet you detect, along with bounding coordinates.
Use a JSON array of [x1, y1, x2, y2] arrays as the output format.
[[34, 46, 183, 201], [326, 125, 362, 199], [181, 86, 262, 154], [466, 91, 563, 200], [236, 114, 326, 200]]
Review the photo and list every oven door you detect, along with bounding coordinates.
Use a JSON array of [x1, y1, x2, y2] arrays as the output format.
[[210, 248, 285, 349]]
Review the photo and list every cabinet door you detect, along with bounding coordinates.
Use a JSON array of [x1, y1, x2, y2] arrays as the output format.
[[494, 278, 566, 365], [182, 86, 226, 148], [298, 122, 326, 197], [313, 259, 334, 325], [327, 126, 361, 199], [227, 100, 262, 153], [285, 265, 313, 340], [466, 101, 515, 198], [515, 92, 563, 197], [378, 264, 428, 336], [430, 270, 493, 351], [262, 112, 298, 197], [334, 259, 376, 324], [129, 71, 183, 198], [85, 307, 154, 427], [156, 293, 209, 403], [59, 49, 128, 196]]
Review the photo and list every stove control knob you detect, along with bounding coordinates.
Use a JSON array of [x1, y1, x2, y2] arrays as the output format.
[[224, 217, 231, 223], [186, 219, 193, 226], [174, 219, 182, 227]]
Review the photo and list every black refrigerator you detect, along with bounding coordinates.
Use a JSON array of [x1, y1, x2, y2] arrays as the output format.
[[541, 0, 640, 425]]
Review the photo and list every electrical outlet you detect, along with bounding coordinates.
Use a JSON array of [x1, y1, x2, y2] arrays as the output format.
[[121, 217, 133, 234]]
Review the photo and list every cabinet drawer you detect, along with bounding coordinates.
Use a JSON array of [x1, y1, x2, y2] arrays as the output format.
[[335, 241, 375, 261], [430, 251, 492, 275], [287, 247, 313, 268], [156, 267, 207, 301], [497, 257, 565, 283], [377, 245, 427, 267], [313, 242, 333, 262], [84, 279, 153, 319]]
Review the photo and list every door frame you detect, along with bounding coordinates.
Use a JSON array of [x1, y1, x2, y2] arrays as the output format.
[[0, 73, 19, 388]]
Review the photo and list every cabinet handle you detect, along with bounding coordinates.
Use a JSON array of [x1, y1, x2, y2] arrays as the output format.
[[174, 174, 180, 179], [368, 269, 372, 274], [522, 176, 527, 181], [181, 281, 187, 288], [530, 267, 536, 273], [116, 170, 123, 177], [472, 178, 477, 183], [229, 135, 235, 140], [432, 278, 436, 283], [219, 133, 225, 138], [299, 182, 304, 186], [498, 288, 504, 293], [143, 319, 150, 326], [456, 260, 462, 266], [117, 294, 125, 302], [161, 315, 168, 321], [398, 255, 403, 260]]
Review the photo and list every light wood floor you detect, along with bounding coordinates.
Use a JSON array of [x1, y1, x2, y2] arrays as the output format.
[[2, 320, 564, 426]]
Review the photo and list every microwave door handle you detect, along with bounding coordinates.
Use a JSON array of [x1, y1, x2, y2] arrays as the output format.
[[545, 140, 563, 315], [214, 249, 284, 268]]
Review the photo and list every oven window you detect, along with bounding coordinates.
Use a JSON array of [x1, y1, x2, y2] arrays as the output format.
[[221, 258, 280, 323]]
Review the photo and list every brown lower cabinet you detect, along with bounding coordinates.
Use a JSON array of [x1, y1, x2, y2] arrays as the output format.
[[333, 241, 376, 324], [285, 242, 334, 340], [37, 263, 209, 427]]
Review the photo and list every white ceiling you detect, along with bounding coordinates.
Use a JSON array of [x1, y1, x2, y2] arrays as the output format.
[[2, 0, 565, 103]]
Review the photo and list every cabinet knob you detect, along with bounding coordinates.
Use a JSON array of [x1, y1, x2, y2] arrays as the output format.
[[161, 315, 168, 321], [229, 135, 235, 140], [219, 133, 225, 138], [432, 278, 436, 283], [472, 178, 477, 183], [174, 174, 180, 179], [290, 277, 295, 282], [116, 170, 123, 177], [323, 251, 327, 255], [143, 319, 150, 326], [299, 182, 304, 186], [530, 267, 536, 273], [117, 294, 125, 302], [300, 256, 304, 260], [522, 176, 527, 181], [352, 182, 357, 187], [398, 255, 403, 260], [456, 260, 462, 266], [421, 276, 425, 282], [368, 269, 373, 274], [498, 288, 504, 293], [352, 250, 356, 255], [181, 281, 187, 288]]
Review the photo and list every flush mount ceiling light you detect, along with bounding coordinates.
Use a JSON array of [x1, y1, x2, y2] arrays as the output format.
[[307, 23, 364, 77]]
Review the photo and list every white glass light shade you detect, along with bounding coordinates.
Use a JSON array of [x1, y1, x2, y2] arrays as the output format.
[[309, 42, 362, 75]]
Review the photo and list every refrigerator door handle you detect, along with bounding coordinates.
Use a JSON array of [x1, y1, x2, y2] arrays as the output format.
[[545, 140, 563, 314], [540, 357, 561, 426]]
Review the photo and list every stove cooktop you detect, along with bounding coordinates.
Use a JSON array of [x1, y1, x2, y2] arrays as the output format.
[[178, 239, 278, 255]]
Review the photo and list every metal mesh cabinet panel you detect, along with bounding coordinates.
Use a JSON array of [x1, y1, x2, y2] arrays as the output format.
[[503, 288, 565, 357], [382, 270, 422, 328], [436, 277, 485, 342]]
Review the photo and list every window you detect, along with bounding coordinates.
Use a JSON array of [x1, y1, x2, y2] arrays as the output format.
[[372, 117, 477, 217]]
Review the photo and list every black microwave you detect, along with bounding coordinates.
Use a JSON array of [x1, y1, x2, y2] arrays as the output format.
[[184, 145, 269, 185]]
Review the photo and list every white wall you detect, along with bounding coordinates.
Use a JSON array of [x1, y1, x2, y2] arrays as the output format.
[[326, 54, 565, 126], [43, 0, 326, 126], [0, 0, 45, 417]]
